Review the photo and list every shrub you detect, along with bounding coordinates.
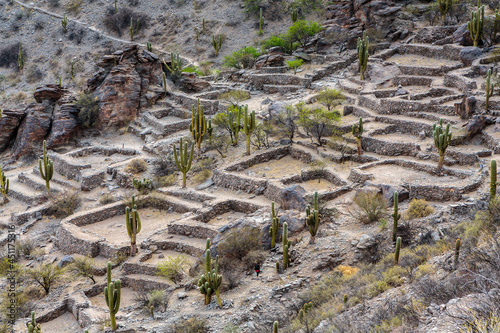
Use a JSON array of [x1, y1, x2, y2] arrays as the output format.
[[68, 26, 86, 44], [217, 90, 251, 106], [148, 289, 169, 312], [64, 0, 83, 14], [182, 64, 204, 76], [297, 103, 341, 145], [242, 249, 266, 269], [192, 169, 211, 185], [26, 262, 64, 294], [103, 7, 149, 37], [125, 158, 148, 174], [26, 65, 44, 84], [222, 46, 262, 69], [0, 288, 32, 323], [316, 88, 345, 111], [287, 20, 323, 47], [0, 43, 22, 69], [48, 0, 60, 7], [286, 59, 303, 74], [157, 256, 191, 283], [68, 256, 97, 284], [99, 193, 115, 205], [76, 93, 99, 128], [155, 174, 178, 187], [243, 0, 262, 16], [261, 34, 299, 54], [218, 226, 262, 262], [48, 190, 80, 218], [405, 199, 434, 220], [15, 239, 35, 257], [351, 190, 387, 223], [173, 318, 209, 333]]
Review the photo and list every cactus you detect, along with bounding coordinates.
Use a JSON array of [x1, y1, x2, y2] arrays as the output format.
[[27, 311, 41, 333], [70, 61, 74, 80], [273, 321, 278, 333], [352, 117, 363, 156], [146, 42, 152, 52], [105, 261, 121, 331], [202, 17, 206, 34], [61, 13, 68, 32], [291, 7, 298, 23], [163, 53, 183, 81], [486, 69, 494, 110], [0, 164, 9, 205], [162, 72, 167, 96], [228, 105, 243, 145], [306, 192, 320, 244], [283, 222, 292, 269], [437, 0, 451, 24], [357, 31, 369, 80], [126, 195, 142, 256], [454, 238, 461, 268], [190, 99, 207, 158], [207, 119, 213, 145], [258, 8, 264, 35], [114, 0, 117, 12], [173, 138, 194, 188], [129, 18, 134, 41], [269, 201, 279, 248], [18, 43, 24, 75], [196, 28, 200, 41], [211, 35, 223, 56], [39, 140, 54, 194], [85, 330, 88, 333], [491, 160, 497, 201], [392, 191, 400, 243], [198, 239, 223, 306], [276, 261, 280, 272], [433, 119, 452, 170], [343, 294, 349, 309], [468, 0, 484, 47], [133, 178, 152, 193], [299, 302, 313, 323], [58, 76, 62, 86], [243, 108, 256, 155], [395, 237, 401, 265], [150, 305, 154, 319]]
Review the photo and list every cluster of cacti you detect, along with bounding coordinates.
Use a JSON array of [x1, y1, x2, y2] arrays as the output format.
[[211, 35, 223, 56], [283, 222, 291, 270], [299, 302, 312, 322], [486, 69, 495, 110], [243, 108, 256, 155], [394, 237, 401, 265], [18, 44, 25, 75], [269, 201, 279, 248], [0, 164, 9, 205], [357, 31, 369, 80], [27, 311, 41, 333], [61, 14, 68, 32], [190, 99, 207, 157], [392, 192, 400, 243], [468, 0, 484, 47], [258, 8, 264, 35], [39, 140, 54, 194], [306, 192, 320, 244], [198, 239, 223, 306], [173, 138, 194, 188], [433, 119, 452, 170], [437, 0, 451, 24], [491, 160, 497, 201], [207, 119, 213, 144], [105, 261, 121, 331], [126, 195, 142, 256], [163, 52, 183, 79], [133, 177, 152, 192], [291, 7, 298, 22], [273, 321, 279, 333], [352, 117, 363, 156], [228, 106, 243, 145], [146, 42, 152, 52], [454, 238, 461, 269]]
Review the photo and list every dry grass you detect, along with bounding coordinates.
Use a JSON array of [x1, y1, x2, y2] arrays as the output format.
[[125, 158, 148, 174]]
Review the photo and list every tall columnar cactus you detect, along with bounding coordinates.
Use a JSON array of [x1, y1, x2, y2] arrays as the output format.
[[61, 13, 68, 32], [468, 0, 484, 47], [228, 106, 242, 145], [433, 119, 452, 170], [243, 108, 256, 155], [454, 238, 461, 268], [105, 261, 121, 331], [0, 165, 9, 205], [147, 42, 152, 52], [491, 160, 497, 201], [173, 138, 194, 188], [258, 8, 264, 35], [273, 321, 279, 333], [357, 31, 369, 80], [395, 237, 401, 265], [202, 18, 206, 34], [211, 35, 223, 56], [198, 239, 223, 306], [283, 222, 292, 270], [126, 195, 142, 256], [299, 302, 313, 323], [207, 119, 213, 144], [27, 311, 41, 333], [352, 117, 364, 156], [18, 43, 24, 75], [486, 69, 494, 110], [437, 0, 451, 24], [392, 191, 400, 243], [39, 140, 54, 194], [190, 99, 207, 157], [163, 53, 183, 79], [291, 7, 298, 23], [306, 192, 320, 244], [269, 201, 279, 248], [114, 0, 117, 12], [162, 72, 167, 96], [129, 18, 134, 41]]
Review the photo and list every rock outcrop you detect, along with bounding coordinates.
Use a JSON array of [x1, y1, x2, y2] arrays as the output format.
[[0, 109, 25, 152]]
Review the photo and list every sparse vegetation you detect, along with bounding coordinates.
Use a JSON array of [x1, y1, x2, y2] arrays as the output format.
[[64, 0, 83, 14], [405, 199, 435, 220], [218, 90, 251, 106], [26, 262, 64, 295], [48, 190, 80, 218], [76, 93, 100, 128], [351, 190, 387, 223], [286, 58, 303, 74], [69, 256, 97, 284], [103, 7, 149, 37], [222, 46, 262, 69], [173, 317, 209, 333], [157, 256, 191, 283], [125, 158, 148, 174]]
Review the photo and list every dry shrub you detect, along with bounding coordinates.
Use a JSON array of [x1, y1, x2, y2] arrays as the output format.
[[102, 7, 149, 37], [192, 169, 211, 184], [218, 226, 262, 262], [155, 174, 178, 187], [172, 317, 209, 333], [405, 199, 434, 220], [48, 190, 79, 218], [0, 43, 22, 69], [125, 158, 148, 174], [350, 190, 387, 223], [99, 193, 115, 205], [64, 0, 83, 13], [157, 256, 191, 283]]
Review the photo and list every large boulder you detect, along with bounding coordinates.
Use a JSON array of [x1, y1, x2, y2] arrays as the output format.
[[453, 24, 475, 46], [47, 104, 80, 148], [465, 115, 495, 138], [12, 104, 52, 158], [414, 26, 457, 44], [281, 185, 307, 211], [34, 84, 62, 103], [255, 47, 285, 69], [179, 72, 211, 93], [0, 109, 25, 153], [459, 47, 484, 66]]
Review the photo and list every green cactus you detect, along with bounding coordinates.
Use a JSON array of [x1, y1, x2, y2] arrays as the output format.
[[392, 191, 400, 243], [352, 117, 363, 156], [437, 0, 451, 24], [276, 261, 280, 272], [202, 18, 206, 34], [395, 237, 401, 265], [146, 42, 152, 52], [198, 239, 223, 306], [162, 72, 167, 96], [486, 69, 495, 110], [190, 99, 207, 157], [18, 43, 24, 75], [163, 53, 183, 82], [273, 321, 278, 333], [129, 18, 134, 41], [269, 201, 279, 248], [207, 119, 213, 144], [299, 302, 313, 322], [306, 192, 320, 244], [228, 105, 243, 145], [291, 7, 298, 23], [243, 108, 256, 155], [258, 8, 264, 35], [70, 61, 74, 80], [343, 294, 349, 309], [173, 138, 194, 188], [39, 140, 54, 194], [58, 76, 62, 87], [195, 28, 200, 41], [150, 305, 154, 319], [468, 0, 484, 47], [133, 178, 152, 193], [61, 13, 68, 32], [454, 238, 461, 268], [491, 160, 497, 201], [211, 35, 223, 56], [433, 119, 452, 170], [357, 31, 369, 80], [27, 311, 41, 333], [114, 0, 117, 12], [283, 222, 291, 269], [105, 261, 121, 331], [126, 195, 142, 256], [0, 164, 9, 205]]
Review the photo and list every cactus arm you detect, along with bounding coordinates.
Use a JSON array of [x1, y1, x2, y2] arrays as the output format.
[[126, 207, 132, 238]]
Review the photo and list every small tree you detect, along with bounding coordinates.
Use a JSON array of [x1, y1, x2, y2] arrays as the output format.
[[286, 59, 303, 75], [26, 263, 64, 295], [316, 88, 345, 111], [276, 104, 300, 143], [298, 104, 341, 146], [286, 20, 322, 47], [69, 256, 97, 284]]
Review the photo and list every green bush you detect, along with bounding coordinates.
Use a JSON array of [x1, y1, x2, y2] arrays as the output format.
[[76, 93, 99, 128], [148, 289, 169, 312], [217, 90, 251, 106], [222, 46, 262, 69], [316, 88, 345, 111], [68, 256, 97, 284], [26, 262, 64, 294], [297, 103, 341, 145], [286, 59, 303, 74], [287, 20, 323, 47], [182, 64, 204, 76], [405, 199, 434, 220], [261, 35, 299, 54], [157, 255, 191, 283]]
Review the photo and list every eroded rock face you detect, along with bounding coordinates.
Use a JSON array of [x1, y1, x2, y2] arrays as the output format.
[[34, 84, 63, 103], [47, 103, 80, 148], [12, 103, 52, 158], [0, 109, 25, 152], [179, 72, 211, 93], [281, 185, 307, 211]]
